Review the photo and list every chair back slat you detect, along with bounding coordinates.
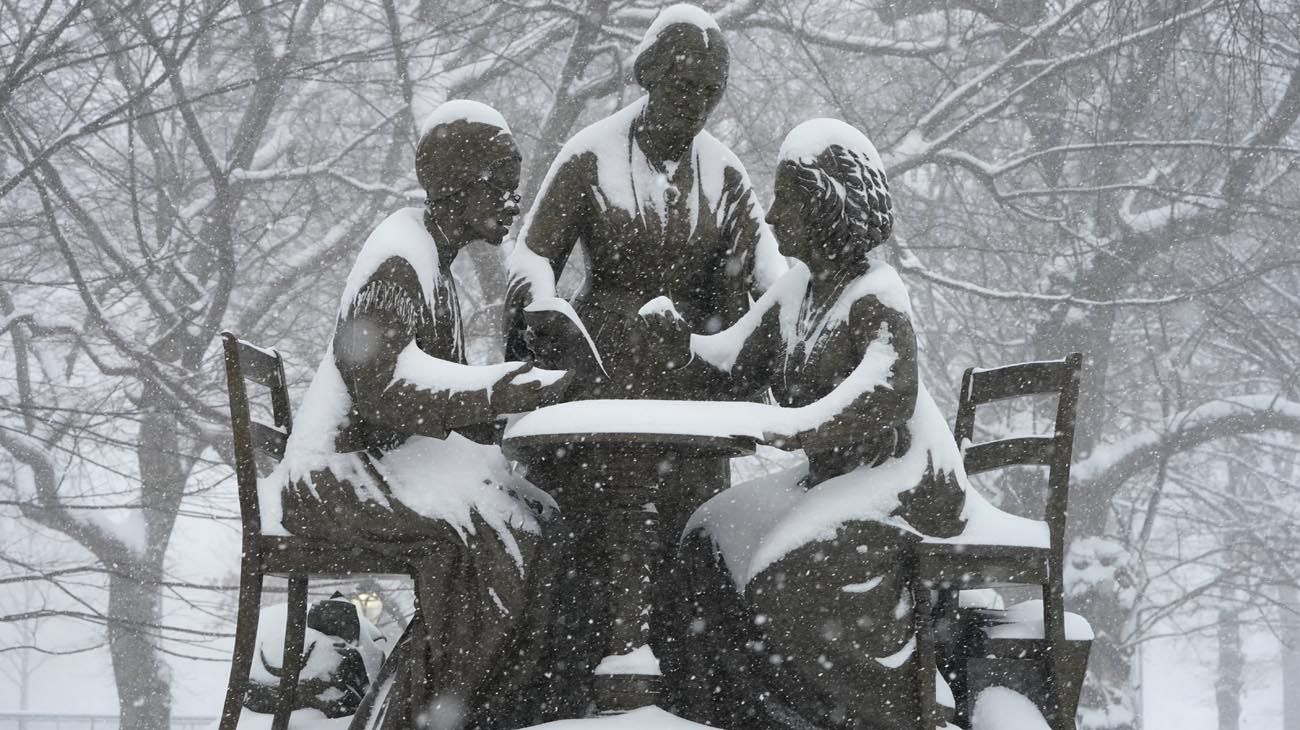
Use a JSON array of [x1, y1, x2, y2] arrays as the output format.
[[251, 421, 289, 460], [234, 339, 285, 390], [962, 436, 1056, 474], [222, 331, 293, 541], [954, 352, 1083, 649], [964, 359, 1076, 406]]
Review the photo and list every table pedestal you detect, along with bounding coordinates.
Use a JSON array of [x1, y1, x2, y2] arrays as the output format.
[[592, 452, 664, 713], [502, 404, 759, 717]]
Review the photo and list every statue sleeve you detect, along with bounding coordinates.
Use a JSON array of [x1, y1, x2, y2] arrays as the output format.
[[717, 165, 788, 302], [334, 258, 504, 439], [681, 282, 785, 397], [792, 301, 919, 453], [504, 154, 593, 361]]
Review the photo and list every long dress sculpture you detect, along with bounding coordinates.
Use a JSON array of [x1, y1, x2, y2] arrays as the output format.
[[649, 119, 973, 729], [503, 4, 787, 716]]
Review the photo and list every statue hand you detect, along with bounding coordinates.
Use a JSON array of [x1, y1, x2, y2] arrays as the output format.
[[637, 297, 691, 370], [762, 427, 802, 451], [491, 363, 573, 414]]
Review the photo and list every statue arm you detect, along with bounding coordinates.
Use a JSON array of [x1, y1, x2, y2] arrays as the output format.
[[678, 283, 786, 398], [717, 165, 788, 300], [504, 154, 592, 361], [782, 300, 918, 452], [334, 258, 510, 438]]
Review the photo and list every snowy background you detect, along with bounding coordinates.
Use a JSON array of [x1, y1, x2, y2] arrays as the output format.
[[1, 1, 1298, 729]]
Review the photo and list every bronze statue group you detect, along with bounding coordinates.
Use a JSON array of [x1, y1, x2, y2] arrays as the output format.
[[268, 4, 991, 729]]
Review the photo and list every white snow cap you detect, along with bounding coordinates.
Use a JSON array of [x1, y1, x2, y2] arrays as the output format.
[[779, 117, 885, 172], [419, 99, 511, 137], [633, 3, 721, 61]]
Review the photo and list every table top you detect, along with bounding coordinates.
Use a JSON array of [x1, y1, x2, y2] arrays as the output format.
[[502, 399, 775, 459]]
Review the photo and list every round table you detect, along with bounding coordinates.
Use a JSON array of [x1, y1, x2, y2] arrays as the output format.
[[503, 399, 772, 714]]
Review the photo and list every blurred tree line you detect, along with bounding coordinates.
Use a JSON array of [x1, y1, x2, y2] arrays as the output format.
[[2, 1, 1299, 728]]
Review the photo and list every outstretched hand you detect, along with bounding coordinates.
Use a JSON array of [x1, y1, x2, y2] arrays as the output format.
[[490, 363, 573, 414], [637, 297, 691, 370], [762, 425, 802, 451]]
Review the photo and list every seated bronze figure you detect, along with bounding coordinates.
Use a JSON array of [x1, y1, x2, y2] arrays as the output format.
[[267, 100, 569, 730], [650, 119, 974, 729]]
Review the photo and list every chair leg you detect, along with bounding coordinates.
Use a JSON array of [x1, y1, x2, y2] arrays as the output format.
[[933, 587, 966, 725], [912, 580, 938, 730], [1042, 586, 1072, 730], [272, 575, 309, 730], [219, 564, 264, 730]]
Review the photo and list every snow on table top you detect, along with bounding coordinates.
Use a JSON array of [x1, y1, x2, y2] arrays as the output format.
[[504, 399, 776, 441], [522, 706, 718, 730]]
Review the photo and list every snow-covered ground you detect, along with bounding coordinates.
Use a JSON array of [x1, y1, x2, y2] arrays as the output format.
[[0, 499, 1289, 729], [1, 626, 1286, 728]]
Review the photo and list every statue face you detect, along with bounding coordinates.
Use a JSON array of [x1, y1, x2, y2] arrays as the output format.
[[767, 163, 811, 261], [641, 28, 728, 152], [456, 155, 522, 246]]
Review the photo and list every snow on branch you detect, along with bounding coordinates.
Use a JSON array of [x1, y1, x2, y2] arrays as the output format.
[[911, 0, 1104, 136], [1073, 394, 1300, 489], [734, 14, 961, 57], [892, 0, 1218, 175], [894, 245, 1184, 308], [0, 429, 139, 561]]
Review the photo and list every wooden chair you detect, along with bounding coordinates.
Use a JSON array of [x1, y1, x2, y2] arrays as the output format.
[[912, 353, 1091, 730], [218, 332, 416, 730]]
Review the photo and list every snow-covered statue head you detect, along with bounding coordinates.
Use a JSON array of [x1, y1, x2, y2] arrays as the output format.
[[632, 4, 729, 160], [416, 99, 522, 247], [768, 118, 894, 270]]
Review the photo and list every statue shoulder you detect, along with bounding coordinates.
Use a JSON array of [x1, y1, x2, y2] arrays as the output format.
[[694, 130, 745, 170], [553, 101, 640, 170], [339, 208, 439, 311], [695, 130, 752, 185], [850, 263, 913, 320]]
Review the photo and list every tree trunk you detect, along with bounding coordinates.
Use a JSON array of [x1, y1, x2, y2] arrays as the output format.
[[1216, 606, 1243, 730], [1069, 538, 1139, 730], [107, 568, 170, 730], [109, 382, 185, 729], [1284, 583, 1300, 730]]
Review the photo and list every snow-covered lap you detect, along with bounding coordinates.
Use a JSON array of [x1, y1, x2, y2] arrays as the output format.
[[377, 434, 544, 562]]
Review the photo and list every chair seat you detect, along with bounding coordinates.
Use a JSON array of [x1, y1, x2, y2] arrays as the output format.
[[978, 601, 1094, 643], [255, 535, 416, 575], [916, 542, 1050, 587], [961, 638, 1093, 727]]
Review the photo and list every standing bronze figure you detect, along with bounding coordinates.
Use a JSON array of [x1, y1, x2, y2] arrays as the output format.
[[504, 4, 786, 718]]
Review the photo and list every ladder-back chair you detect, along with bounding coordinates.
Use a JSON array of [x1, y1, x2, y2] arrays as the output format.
[[912, 353, 1091, 730], [219, 332, 415, 730]]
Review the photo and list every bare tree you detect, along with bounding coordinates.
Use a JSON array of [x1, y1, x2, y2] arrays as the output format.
[[3, 2, 1299, 727]]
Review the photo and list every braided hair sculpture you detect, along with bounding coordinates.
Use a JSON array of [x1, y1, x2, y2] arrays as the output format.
[[784, 142, 894, 256]]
